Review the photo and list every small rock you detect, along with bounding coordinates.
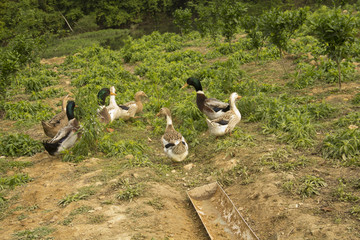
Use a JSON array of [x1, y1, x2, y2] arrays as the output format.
[[289, 203, 299, 209], [65, 81, 71, 85], [184, 163, 195, 171], [98, 196, 106, 200], [206, 176, 213, 182], [171, 170, 176, 173], [50, 216, 58, 223], [95, 181, 102, 186], [88, 210, 95, 213], [94, 207, 103, 211], [166, 174, 169, 177], [125, 154, 134, 160], [132, 173, 140, 178]]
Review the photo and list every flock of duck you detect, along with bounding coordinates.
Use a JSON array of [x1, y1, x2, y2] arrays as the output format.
[[41, 77, 242, 162]]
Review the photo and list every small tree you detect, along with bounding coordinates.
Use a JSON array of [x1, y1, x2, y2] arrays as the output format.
[[310, 7, 358, 89], [259, 8, 308, 58], [173, 8, 193, 36], [218, 0, 247, 48], [242, 15, 266, 63], [193, 1, 221, 42]]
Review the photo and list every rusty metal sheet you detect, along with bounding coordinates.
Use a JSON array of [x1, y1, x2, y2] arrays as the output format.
[[187, 182, 260, 240]]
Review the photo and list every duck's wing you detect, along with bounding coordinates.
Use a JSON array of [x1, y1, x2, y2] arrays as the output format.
[[98, 106, 111, 124], [205, 98, 230, 112], [123, 100, 136, 107], [211, 110, 236, 125], [49, 119, 79, 143], [162, 126, 183, 146], [47, 111, 67, 125]]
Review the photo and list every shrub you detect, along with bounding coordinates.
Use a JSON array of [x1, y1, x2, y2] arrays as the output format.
[[322, 128, 360, 160], [0, 134, 42, 157]]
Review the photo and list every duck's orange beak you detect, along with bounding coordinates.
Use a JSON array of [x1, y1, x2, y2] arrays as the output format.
[[237, 96, 242, 99], [110, 92, 116, 96], [181, 83, 189, 89]]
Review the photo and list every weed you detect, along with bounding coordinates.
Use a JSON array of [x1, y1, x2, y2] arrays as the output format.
[[0, 159, 33, 174], [29, 88, 65, 101], [334, 179, 359, 202], [58, 186, 96, 207], [298, 175, 327, 198], [117, 179, 142, 202], [146, 198, 165, 210], [283, 180, 295, 194], [350, 205, 360, 219], [87, 214, 107, 224], [0, 134, 42, 157], [4, 101, 53, 121], [0, 174, 32, 190], [322, 128, 360, 160], [12, 226, 55, 240]]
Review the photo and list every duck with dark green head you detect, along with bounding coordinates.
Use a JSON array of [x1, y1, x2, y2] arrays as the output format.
[[43, 100, 80, 156], [97, 88, 112, 124], [182, 77, 230, 120]]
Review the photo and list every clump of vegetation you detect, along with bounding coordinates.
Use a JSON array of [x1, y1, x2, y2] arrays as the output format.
[[29, 88, 66, 100], [117, 179, 142, 202], [4, 101, 53, 121], [298, 175, 327, 198], [12, 226, 55, 240], [0, 173, 32, 190], [322, 128, 360, 160], [0, 134, 42, 157], [58, 186, 96, 207], [334, 178, 359, 202]]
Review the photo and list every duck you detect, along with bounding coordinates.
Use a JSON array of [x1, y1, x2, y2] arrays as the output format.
[[206, 92, 242, 137], [182, 77, 230, 120], [123, 91, 148, 116], [106, 86, 137, 121], [41, 94, 70, 138], [43, 101, 80, 156], [156, 107, 188, 162], [97, 88, 112, 124]]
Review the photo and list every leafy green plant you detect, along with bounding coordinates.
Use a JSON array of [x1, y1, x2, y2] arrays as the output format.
[[29, 88, 65, 100], [309, 7, 358, 89], [298, 175, 327, 198], [351, 92, 360, 105], [12, 226, 55, 240], [173, 8, 193, 36], [334, 178, 359, 202], [117, 178, 142, 201], [58, 186, 96, 207], [259, 8, 308, 57], [4, 101, 53, 121], [322, 128, 360, 160], [0, 174, 32, 190], [0, 134, 42, 157]]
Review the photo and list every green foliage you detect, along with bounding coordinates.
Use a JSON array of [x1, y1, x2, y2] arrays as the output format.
[[334, 178, 359, 202], [259, 8, 308, 57], [12, 226, 55, 240], [4, 101, 53, 121], [242, 15, 266, 62], [29, 88, 66, 101], [322, 128, 360, 160], [218, 0, 247, 46], [309, 7, 358, 88], [58, 186, 96, 207], [173, 8, 193, 36], [117, 178, 142, 201], [99, 135, 146, 158], [298, 175, 327, 198], [351, 92, 360, 105], [0, 174, 32, 190], [0, 159, 33, 174], [335, 112, 360, 128], [192, 1, 221, 40], [0, 134, 42, 157]]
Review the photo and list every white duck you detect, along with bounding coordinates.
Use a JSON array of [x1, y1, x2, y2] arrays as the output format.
[[106, 86, 137, 121], [156, 107, 189, 162], [206, 92, 242, 137]]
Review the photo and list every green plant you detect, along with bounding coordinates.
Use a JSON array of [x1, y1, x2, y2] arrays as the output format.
[[259, 8, 308, 57], [117, 178, 142, 202], [334, 178, 359, 202], [0, 174, 32, 190], [58, 186, 96, 207], [309, 7, 358, 89], [12, 226, 55, 240], [298, 175, 327, 198], [87, 214, 106, 224], [322, 128, 360, 160], [173, 8, 193, 36], [146, 198, 164, 210], [0, 134, 42, 157]]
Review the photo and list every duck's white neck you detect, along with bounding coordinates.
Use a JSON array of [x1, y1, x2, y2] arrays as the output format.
[[230, 96, 241, 118], [109, 94, 117, 105], [166, 115, 173, 126]]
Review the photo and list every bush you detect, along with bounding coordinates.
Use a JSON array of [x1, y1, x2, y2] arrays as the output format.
[[0, 134, 43, 157]]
